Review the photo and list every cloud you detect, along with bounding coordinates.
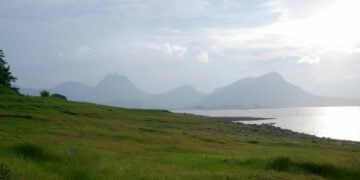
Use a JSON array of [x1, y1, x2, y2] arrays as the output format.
[[265, 0, 336, 20], [74, 45, 92, 57], [195, 52, 210, 63], [208, 28, 309, 62], [8, 0, 90, 7], [2, 0, 360, 96], [163, 43, 188, 58], [265, 0, 360, 54], [1, 0, 279, 28], [297, 55, 320, 64], [205, 0, 360, 64], [145, 43, 188, 58]]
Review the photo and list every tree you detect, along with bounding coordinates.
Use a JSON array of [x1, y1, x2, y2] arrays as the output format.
[[0, 49, 17, 91], [40, 90, 50, 97]]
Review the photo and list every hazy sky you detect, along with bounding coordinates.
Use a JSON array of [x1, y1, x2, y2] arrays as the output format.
[[1, 0, 360, 97]]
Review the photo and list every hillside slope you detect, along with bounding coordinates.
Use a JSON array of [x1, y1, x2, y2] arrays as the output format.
[[0, 94, 359, 179]]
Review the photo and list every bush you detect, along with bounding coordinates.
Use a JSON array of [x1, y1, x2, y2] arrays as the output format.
[[51, 93, 67, 100], [40, 90, 50, 97]]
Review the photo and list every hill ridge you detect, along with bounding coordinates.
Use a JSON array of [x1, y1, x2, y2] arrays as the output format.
[[19, 72, 359, 109]]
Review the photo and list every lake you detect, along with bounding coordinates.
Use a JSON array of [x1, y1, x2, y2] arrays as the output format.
[[173, 106, 360, 142]]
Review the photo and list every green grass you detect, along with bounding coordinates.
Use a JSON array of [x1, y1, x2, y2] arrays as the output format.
[[0, 94, 359, 179]]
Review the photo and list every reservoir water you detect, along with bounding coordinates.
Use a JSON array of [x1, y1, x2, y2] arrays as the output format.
[[173, 106, 360, 142]]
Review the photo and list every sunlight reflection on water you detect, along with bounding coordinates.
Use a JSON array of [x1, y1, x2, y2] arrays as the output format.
[[173, 107, 360, 141]]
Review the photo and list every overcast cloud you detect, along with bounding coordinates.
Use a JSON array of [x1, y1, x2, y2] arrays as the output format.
[[1, 0, 360, 98]]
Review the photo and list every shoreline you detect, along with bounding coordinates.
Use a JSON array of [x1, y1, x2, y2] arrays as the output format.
[[240, 122, 360, 144], [176, 112, 360, 144], [175, 112, 274, 121], [213, 116, 274, 121]]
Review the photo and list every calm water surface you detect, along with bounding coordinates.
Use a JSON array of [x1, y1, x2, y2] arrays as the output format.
[[173, 107, 360, 142]]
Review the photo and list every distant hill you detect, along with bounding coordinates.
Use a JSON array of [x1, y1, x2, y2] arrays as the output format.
[[20, 74, 205, 109], [50, 74, 148, 107], [52, 81, 93, 101], [19, 72, 359, 109], [141, 85, 206, 109], [198, 72, 357, 109]]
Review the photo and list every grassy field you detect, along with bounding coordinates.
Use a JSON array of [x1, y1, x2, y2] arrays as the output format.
[[0, 93, 359, 179]]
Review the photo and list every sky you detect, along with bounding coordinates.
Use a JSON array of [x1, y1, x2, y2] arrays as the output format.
[[1, 0, 360, 98]]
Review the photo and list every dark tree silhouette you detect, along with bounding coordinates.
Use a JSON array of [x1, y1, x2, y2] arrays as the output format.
[[40, 90, 50, 97], [0, 49, 17, 91]]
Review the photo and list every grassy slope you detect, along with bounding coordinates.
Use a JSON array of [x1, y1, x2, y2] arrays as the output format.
[[0, 94, 359, 179]]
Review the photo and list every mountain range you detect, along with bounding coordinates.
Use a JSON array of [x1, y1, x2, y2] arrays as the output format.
[[20, 72, 359, 109]]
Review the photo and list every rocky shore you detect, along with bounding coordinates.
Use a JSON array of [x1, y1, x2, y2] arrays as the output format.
[[234, 121, 360, 145], [176, 112, 360, 145]]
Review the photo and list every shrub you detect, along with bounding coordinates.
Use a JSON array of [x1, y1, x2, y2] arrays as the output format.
[[40, 90, 50, 97]]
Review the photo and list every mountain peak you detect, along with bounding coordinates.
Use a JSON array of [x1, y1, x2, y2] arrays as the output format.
[[97, 74, 131, 87], [166, 84, 200, 94], [103, 73, 129, 81], [258, 72, 284, 81], [95, 73, 146, 100]]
